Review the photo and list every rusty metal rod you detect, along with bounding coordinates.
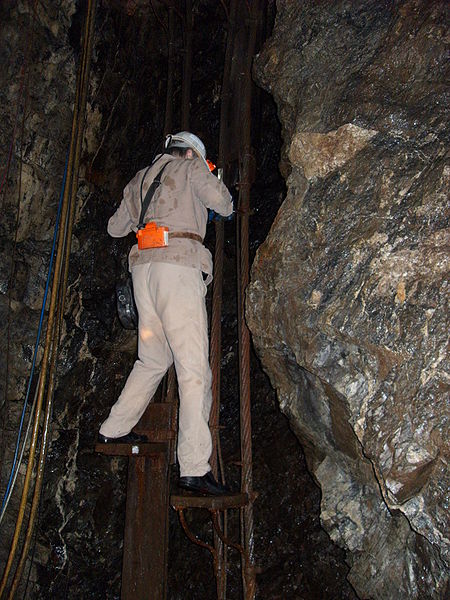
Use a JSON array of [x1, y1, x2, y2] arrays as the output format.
[[209, 218, 226, 600], [208, 2, 240, 596], [237, 2, 263, 598], [181, 0, 192, 130], [164, 6, 175, 136], [209, 219, 224, 478], [210, 510, 245, 557], [177, 509, 217, 564]]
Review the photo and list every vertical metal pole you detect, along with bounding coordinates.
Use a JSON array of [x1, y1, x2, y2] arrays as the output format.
[[181, 0, 192, 130], [209, 216, 226, 600], [237, 180, 256, 600], [164, 6, 175, 136], [209, 3, 240, 596], [210, 219, 224, 480], [237, 2, 263, 598]]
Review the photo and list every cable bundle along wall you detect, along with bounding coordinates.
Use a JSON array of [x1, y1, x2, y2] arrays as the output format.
[[0, 1, 97, 597]]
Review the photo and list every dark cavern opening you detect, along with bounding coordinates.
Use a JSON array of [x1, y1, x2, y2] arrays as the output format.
[[0, 1, 448, 599]]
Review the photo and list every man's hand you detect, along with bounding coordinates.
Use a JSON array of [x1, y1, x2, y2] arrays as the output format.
[[208, 209, 234, 223]]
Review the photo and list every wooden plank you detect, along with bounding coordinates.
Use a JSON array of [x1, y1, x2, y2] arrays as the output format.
[[137, 429, 176, 442], [95, 442, 168, 457], [170, 492, 248, 510], [122, 452, 170, 600], [135, 403, 176, 436], [135, 401, 178, 464], [96, 402, 175, 598]]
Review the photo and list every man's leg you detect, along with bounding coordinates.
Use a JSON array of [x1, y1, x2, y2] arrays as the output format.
[[100, 262, 173, 438], [151, 262, 213, 477]]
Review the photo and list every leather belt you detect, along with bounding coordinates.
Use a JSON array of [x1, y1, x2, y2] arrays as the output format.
[[169, 231, 202, 243]]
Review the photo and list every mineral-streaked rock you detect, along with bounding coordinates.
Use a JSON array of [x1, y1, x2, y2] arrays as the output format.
[[249, 1, 449, 598], [289, 124, 377, 180]]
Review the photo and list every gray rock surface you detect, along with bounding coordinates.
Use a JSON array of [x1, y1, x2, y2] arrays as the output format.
[[248, 1, 449, 598]]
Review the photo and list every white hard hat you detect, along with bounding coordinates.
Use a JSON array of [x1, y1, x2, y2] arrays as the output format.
[[165, 131, 208, 169]]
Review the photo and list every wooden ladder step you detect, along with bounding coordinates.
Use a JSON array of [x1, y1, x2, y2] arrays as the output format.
[[134, 402, 177, 442], [170, 492, 248, 510], [95, 441, 169, 457]]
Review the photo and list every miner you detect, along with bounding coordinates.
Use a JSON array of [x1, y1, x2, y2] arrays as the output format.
[[98, 132, 233, 495]]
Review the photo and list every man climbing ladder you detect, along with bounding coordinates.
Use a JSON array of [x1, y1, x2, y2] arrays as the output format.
[[98, 131, 233, 495]]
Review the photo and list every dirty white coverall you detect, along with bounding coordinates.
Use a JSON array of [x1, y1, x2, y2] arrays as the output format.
[[100, 154, 233, 477]]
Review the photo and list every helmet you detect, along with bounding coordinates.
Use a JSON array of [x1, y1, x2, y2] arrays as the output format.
[[165, 131, 208, 169]]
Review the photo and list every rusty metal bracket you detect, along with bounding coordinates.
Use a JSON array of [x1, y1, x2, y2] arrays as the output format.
[[175, 504, 251, 599], [177, 508, 220, 577], [210, 509, 245, 557]]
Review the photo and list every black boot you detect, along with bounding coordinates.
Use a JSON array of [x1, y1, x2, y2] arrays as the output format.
[[179, 471, 232, 496], [97, 431, 148, 444]]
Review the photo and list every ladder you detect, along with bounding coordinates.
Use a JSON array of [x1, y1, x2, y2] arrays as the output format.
[[95, 2, 264, 594], [95, 399, 249, 600]]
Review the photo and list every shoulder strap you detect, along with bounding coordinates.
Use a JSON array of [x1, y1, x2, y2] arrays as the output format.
[[138, 161, 169, 229]]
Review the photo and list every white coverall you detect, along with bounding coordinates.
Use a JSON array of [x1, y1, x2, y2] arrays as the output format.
[[100, 154, 233, 477]]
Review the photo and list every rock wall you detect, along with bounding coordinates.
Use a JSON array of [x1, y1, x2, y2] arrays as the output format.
[[0, 2, 79, 583], [248, 1, 449, 598], [5, 3, 357, 599], [0, 1, 169, 596]]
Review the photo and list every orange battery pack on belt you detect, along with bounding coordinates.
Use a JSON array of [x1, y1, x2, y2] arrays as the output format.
[[136, 222, 169, 249]]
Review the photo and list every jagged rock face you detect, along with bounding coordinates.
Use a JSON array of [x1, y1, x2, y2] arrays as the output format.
[[248, 1, 449, 598], [0, 3, 79, 587], [3, 3, 355, 600], [0, 1, 168, 596]]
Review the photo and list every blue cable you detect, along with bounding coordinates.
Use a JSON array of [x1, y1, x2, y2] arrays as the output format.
[[1, 152, 69, 512]]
